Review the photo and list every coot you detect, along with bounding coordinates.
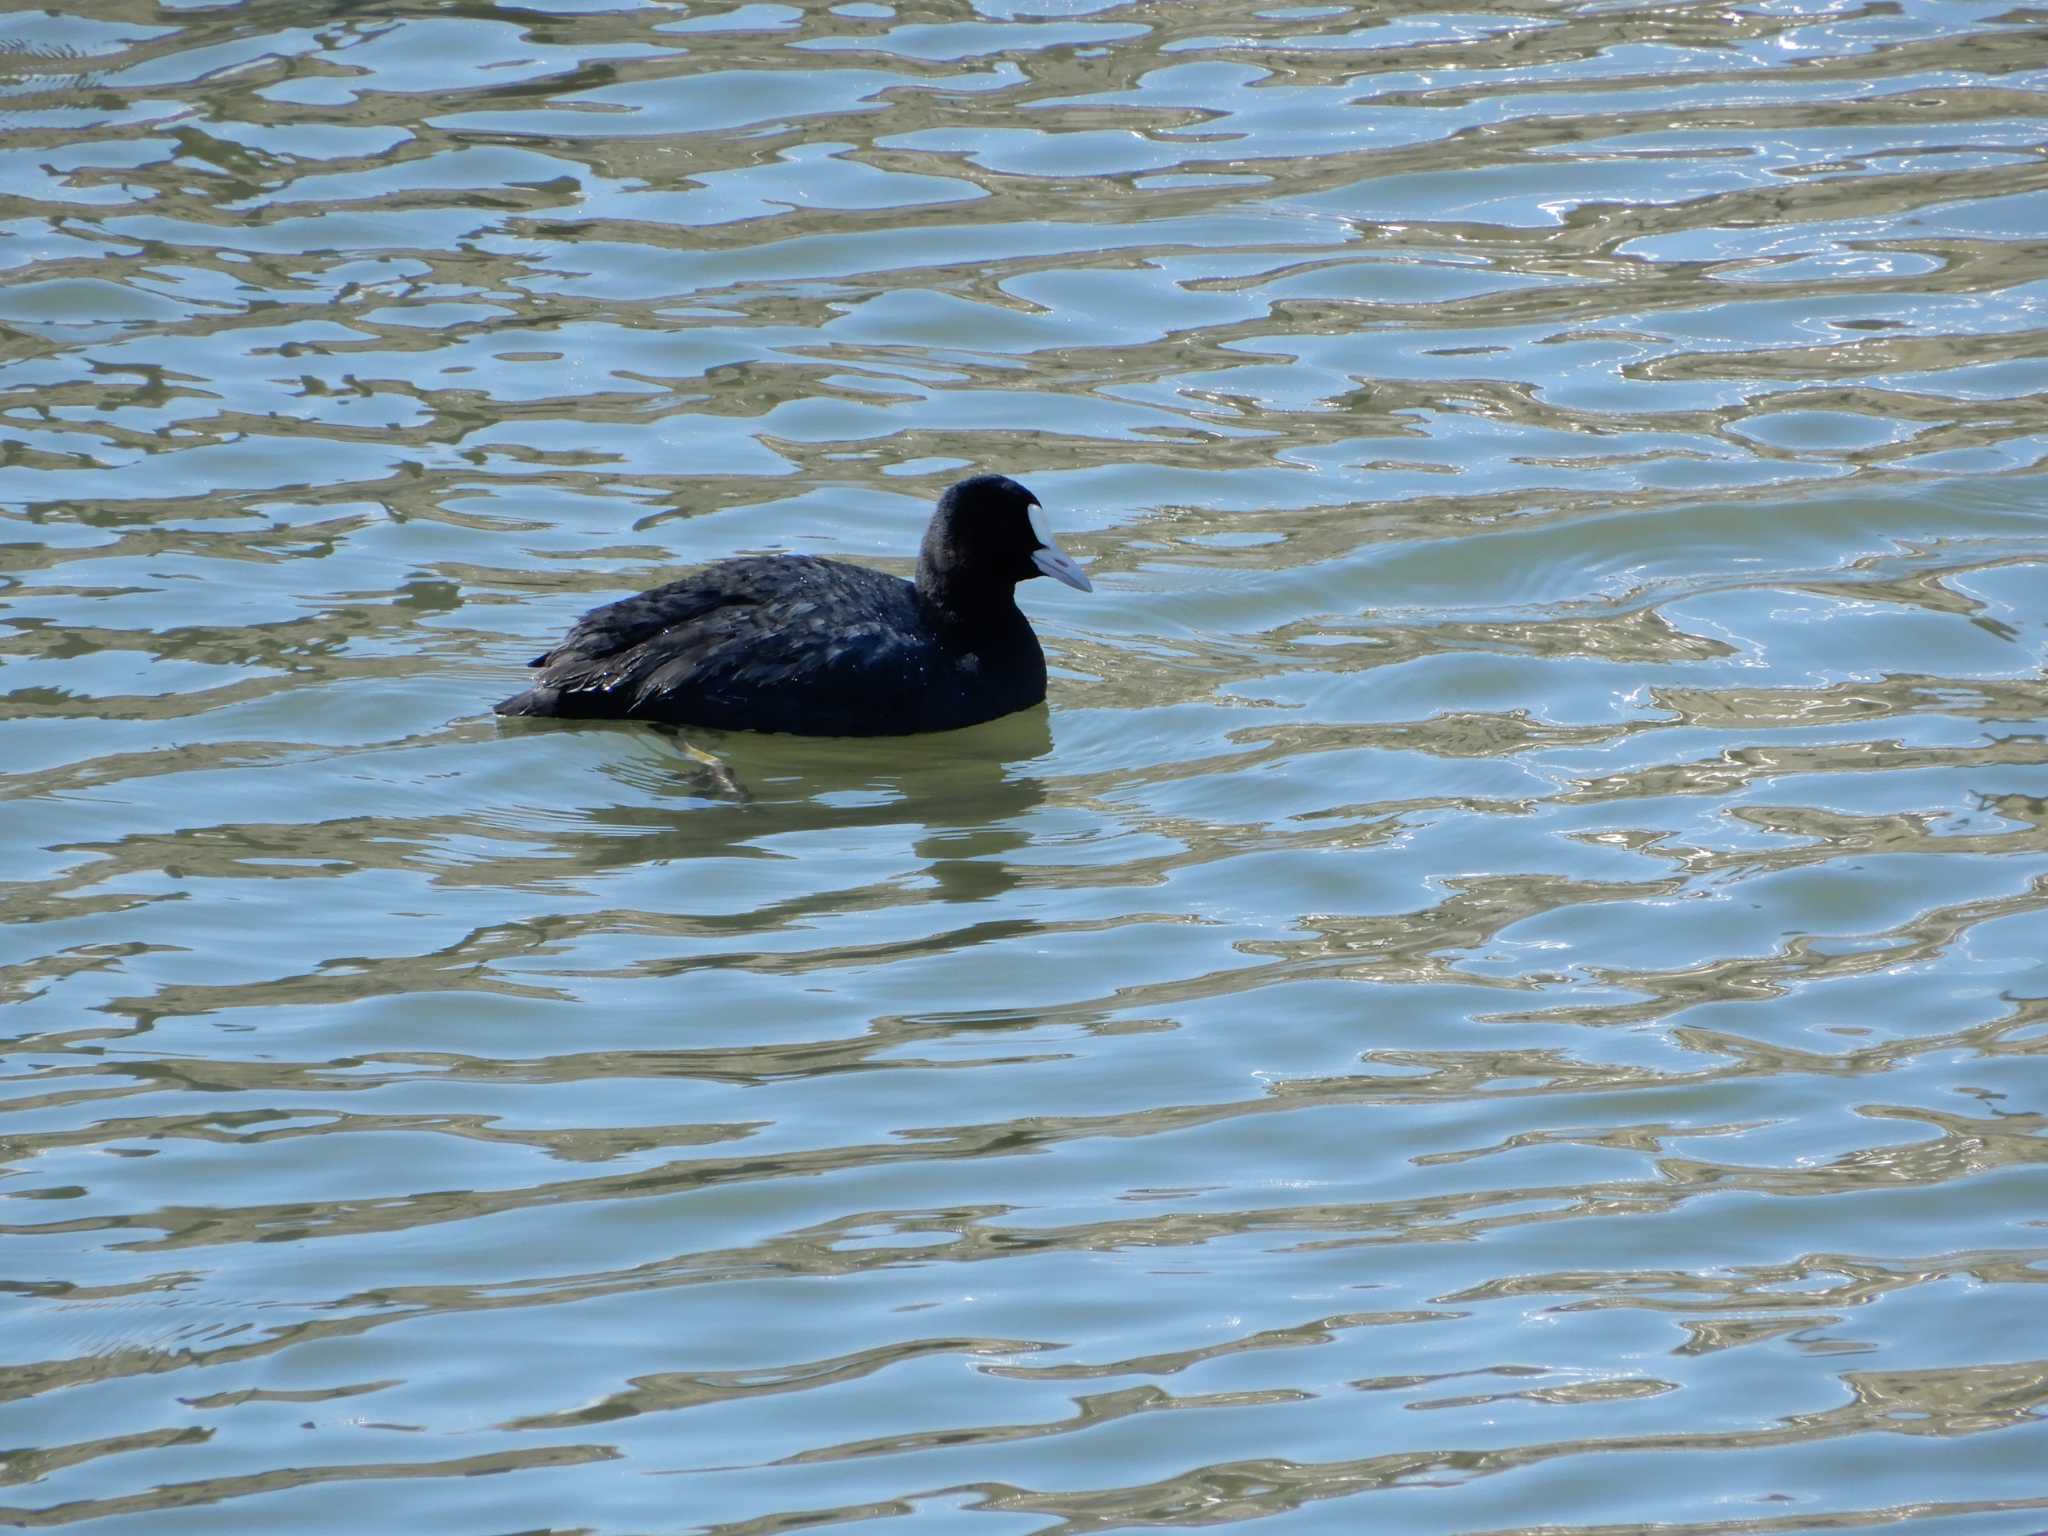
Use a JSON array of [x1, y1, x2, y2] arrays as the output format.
[[495, 474, 1092, 736]]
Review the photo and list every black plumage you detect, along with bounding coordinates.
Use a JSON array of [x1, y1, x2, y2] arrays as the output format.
[[495, 474, 1092, 736]]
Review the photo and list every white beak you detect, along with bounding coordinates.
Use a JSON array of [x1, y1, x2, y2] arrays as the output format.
[[1027, 503, 1093, 592], [1031, 540, 1092, 592]]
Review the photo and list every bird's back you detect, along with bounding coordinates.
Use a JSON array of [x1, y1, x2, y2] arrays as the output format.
[[495, 554, 1044, 735]]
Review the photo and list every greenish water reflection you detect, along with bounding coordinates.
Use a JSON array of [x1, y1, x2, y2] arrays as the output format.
[[4, 2, 2048, 1532]]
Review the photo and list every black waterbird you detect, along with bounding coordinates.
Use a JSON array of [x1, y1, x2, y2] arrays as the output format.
[[495, 474, 1092, 736]]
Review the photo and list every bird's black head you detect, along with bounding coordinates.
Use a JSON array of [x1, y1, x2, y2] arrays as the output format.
[[916, 474, 1092, 619]]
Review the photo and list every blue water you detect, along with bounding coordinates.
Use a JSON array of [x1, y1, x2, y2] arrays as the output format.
[[3, 2, 2047, 1531]]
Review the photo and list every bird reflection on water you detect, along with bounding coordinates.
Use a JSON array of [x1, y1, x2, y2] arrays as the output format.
[[509, 706, 1058, 914]]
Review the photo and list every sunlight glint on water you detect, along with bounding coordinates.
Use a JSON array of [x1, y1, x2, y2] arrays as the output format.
[[2, 2, 2046, 1532]]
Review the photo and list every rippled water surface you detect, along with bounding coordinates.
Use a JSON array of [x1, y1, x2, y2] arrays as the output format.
[[5, 0, 2048, 1530]]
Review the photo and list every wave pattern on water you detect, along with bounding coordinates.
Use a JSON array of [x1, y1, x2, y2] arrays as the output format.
[[3, 1, 2047, 1531]]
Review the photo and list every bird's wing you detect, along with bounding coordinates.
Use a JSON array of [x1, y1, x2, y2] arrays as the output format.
[[529, 555, 826, 667], [515, 557, 931, 729]]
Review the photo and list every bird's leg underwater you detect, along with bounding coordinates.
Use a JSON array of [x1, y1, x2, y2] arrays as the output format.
[[643, 723, 752, 803]]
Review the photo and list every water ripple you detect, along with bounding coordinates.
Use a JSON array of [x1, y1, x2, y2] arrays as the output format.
[[3, 0, 2047, 1530]]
